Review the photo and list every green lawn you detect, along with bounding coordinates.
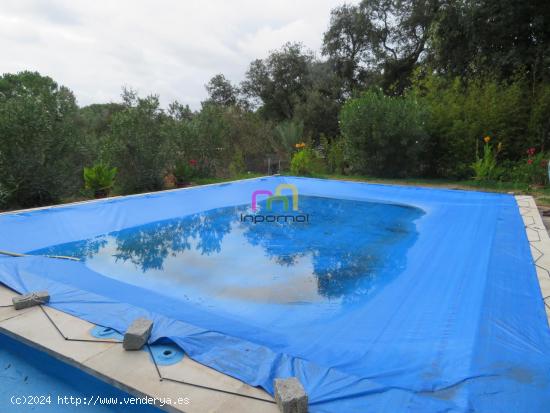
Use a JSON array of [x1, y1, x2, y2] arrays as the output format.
[[300, 174, 550, 206]]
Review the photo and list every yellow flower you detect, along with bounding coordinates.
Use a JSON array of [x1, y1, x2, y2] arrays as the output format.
[[295, 143, 301, 148], [483, 136, 491, 144]]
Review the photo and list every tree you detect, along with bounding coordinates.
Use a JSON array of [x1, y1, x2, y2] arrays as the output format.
[[241, 42, 314, 121], [204, 74, 239, 107], [429, 0, 550, 83], [294, 61, 344, 140], [0, 71, 82, 207], [323, 0, 439, 94], [107, 90, 169, 193], [322, 3, 377, 93]]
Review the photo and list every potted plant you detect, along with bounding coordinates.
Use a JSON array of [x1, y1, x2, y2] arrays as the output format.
[[174, 159, 198, 187], [83, 163, 118, 198]]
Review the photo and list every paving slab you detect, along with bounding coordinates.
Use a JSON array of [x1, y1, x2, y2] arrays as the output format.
[[0, 285, 34, 322], [83, 343, 277, 413], [516, 195, 550, 325], [0, 282, 275, 412], [0, 303, 117, 365]]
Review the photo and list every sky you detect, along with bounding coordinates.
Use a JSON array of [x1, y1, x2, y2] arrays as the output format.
[[0, 0, 352, 109]]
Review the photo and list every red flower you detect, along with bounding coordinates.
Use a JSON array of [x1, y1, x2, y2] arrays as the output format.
[[527, 159, 533, 165], [189, 159, 198, 166], [527, 147, 536, 156]]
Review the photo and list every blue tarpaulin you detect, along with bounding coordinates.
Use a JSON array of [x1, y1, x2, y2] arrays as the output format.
[[0, 176, 549, 412]]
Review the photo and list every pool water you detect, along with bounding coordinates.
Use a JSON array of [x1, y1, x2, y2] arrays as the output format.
[[33, 196, 423, 309], [0, 333, 161, 412]]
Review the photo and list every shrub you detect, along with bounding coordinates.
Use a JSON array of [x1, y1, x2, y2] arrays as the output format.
[[173, 159, 198, 185], [471, 138, 500, 181], [413, 72, 531, 178], [290, 148, 324, 176], [229, 150, 246, 177], [0, 183, 8, 209], [83, 163, 117, 197], [108, 91, 170, 194], [326, 138, 347, 174], [508, 147, 548, 186], [339, 89, 428, 177], [0, 71, 83, 207]]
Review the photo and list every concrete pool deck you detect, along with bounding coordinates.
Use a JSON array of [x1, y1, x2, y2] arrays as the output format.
[[516, 195, 550, 322], [0, 194, 549, 412], [0, 285, 276, 412]]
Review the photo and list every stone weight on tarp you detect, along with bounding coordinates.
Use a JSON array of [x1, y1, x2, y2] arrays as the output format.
[[12, 291, 50, 310], [274, 377, 308, 413], [123, 318, 153, 351]]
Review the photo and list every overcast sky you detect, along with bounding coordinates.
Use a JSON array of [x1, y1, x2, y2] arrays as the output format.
[[0, 0, 352, 109]]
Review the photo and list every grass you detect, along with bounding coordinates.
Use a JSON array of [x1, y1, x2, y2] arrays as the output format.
[[290, 173, 550, 206], [3, 173, 549, 213]]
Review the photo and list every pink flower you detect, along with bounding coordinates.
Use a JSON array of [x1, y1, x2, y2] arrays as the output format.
[[527, 159, 533, 165], [527, 147, 536, 156]]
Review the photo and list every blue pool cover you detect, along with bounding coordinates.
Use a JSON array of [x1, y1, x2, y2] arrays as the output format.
[[0, 176, 549, 412]]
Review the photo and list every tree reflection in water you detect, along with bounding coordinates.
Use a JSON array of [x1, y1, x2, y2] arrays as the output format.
[[33, 196, 423, 302]]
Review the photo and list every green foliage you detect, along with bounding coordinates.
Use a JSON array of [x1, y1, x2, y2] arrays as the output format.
[[340, 89, 428, 177], [274, 120, 304, 150], [220, 107, 275, 172], [108, 90, 169, 194], [290, 148, 325, 176], [529, 84, 550, 149], [323, 1, 438, 94], [0, 71, 83, 207], [173, 160, 197, 185], [204, 74, 239, 107], [3, 0, 550, 210], [413, 72, 531, 178], [325, 137, 347, 174], [431, 0, 550, 82], [294, 79, 341, 140], [83, 163, 117, 196], [472, 143, 499, 181], [0, 183, 8, 209], [505, 148, 549, 186], [229, 150, 246, 177], [241, 42, 313, 121]]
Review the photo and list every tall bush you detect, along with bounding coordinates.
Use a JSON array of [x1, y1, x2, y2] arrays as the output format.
[[413, 72, 530, 178], [108, 91, 169, 193], [0, 71, 83, 207], [339, 89, 428, 177]]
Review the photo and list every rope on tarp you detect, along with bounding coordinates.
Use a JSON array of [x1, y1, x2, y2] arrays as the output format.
[[145, 344, 276, 405], [39, 304, 275, 404], [6, 293, 274, 404], [0, 250, 80, 262], [39, 305, 122, 344]]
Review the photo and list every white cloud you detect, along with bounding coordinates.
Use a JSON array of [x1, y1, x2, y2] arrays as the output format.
[[0, 0, 353, 109]]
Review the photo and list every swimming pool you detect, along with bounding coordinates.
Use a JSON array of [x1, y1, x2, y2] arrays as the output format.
[[32, 196, 423, 308], [0, 332, 161, 412], [0, 176, 549, 412]]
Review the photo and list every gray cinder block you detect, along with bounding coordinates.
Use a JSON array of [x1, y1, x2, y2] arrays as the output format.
[[123, 318, 153, 350], [12, 291, 50, 310], [274, 377, 308, 413]]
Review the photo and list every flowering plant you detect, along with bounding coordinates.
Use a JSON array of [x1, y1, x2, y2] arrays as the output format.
[[472, 136, 501, 181], [174, 159, 198, 186]]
